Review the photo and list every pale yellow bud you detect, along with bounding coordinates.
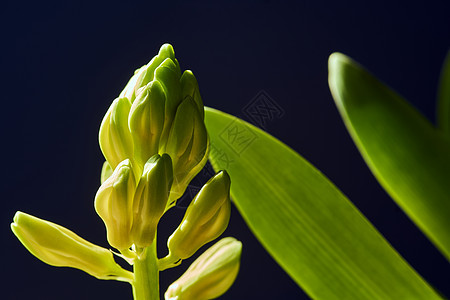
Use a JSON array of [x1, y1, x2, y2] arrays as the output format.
[[95, 159, 136, 252], [120, 43, 178, 104], [128, 81, 166, 166], [154, 58, 183, 149], [180, 70, 204, 119], [131, 154, 173, 248], [11, 211, 133, 282], [99, 97, 134, 170], [165, 97, 209, 203], [165, 237, 242, 300], [166, 171, 231, 260]]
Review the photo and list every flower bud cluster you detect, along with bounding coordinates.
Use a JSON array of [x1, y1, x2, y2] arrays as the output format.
[[94, 44, 241, 298], [95, 154, 173, 254], [11, 44, 241, 299], [99, 44, 209, 206]]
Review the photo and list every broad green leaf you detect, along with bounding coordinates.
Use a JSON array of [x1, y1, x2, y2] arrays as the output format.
[[204, 107, 440, 299], [437, 50, 450, 134], [328, 53, 450, 261]]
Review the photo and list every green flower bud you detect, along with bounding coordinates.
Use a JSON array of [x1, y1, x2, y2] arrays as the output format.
[[154, 58, 183, 148], [120, 44, 179, 104], [104, 44, 208, 206], [165, 237, 242, 300], [99, 97, 134, 170], [135, 45, 180, 99], [131, 154, 173, 249], [11, 211, 133, 282], [128, 81, 166, 166], [166, 171, 231, 261], [165, 97, 209, 203], [95, 159, 136, 252], [180, 70, 204, 120]]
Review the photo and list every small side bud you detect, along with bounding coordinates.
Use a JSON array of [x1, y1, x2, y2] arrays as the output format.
[[165, 237, 242, 300], [180, 70, 204, 119], [127, 44, 178, 104], [166, 171, 231, 260], [95, 159, 136, 252], [99, 97, 134, 170], [154, 58, 183, 147], [165, 97, 209, 203], [11, 211, 133, 282], [128, 81, 166, 166], [131, 154, 173, 249]]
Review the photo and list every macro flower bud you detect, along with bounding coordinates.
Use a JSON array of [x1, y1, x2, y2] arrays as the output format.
[[120, 43, 178, 104], [153, 57, 183, 147], [165, 237, 242, 300], [99, 97, 134, 170], [131, 154, 173, 249], [95, 159, 136, 252], [11, 211, 133, 282], [128, 81, 166, 166], [165, 97, 209, 203], [180, 70, 204, 119], [166, 171, 231, 261], [105, 43, 209, 206]]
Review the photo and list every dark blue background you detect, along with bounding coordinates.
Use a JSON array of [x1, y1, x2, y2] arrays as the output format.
[[2, 0, 449, 299]]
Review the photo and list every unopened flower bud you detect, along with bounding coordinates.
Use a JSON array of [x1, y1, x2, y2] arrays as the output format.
[[165, 97, 209, 203], [131, 154, 173, 249], [166, 171, 231, 260], [165, 237, 242, 300], [99, 97, 134, 170], [120, 44, 178, 104], [11, 211, 133, 282], [180, 70, 204, 119], [108, 44, 208, 205], [154, 58, 183, 147], [128, 81, 166, 166], [95, 159, 136, 252]]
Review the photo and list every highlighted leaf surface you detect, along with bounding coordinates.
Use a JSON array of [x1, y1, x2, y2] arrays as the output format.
[[205, 107, 440, 299], [329, 53, 450, 260]]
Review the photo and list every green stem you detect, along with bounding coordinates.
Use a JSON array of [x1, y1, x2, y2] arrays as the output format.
[[132, 240, 160, 300]]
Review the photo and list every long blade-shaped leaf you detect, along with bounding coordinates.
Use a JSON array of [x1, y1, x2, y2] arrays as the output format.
[[437, 50, 450, 134], [205, 107, 440, 299], [328, 52, 450, 260]]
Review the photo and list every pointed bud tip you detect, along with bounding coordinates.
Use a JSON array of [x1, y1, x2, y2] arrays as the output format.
[[159, 43, 175, 57], [216, 170, 230, 181], [12, 211, 33, 227]]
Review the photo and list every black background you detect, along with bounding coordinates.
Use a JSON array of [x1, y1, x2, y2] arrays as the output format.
[[2, 0, 450, 299]]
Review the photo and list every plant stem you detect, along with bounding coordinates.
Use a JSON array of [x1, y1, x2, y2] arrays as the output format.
[[132, 240, 160, 300]]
